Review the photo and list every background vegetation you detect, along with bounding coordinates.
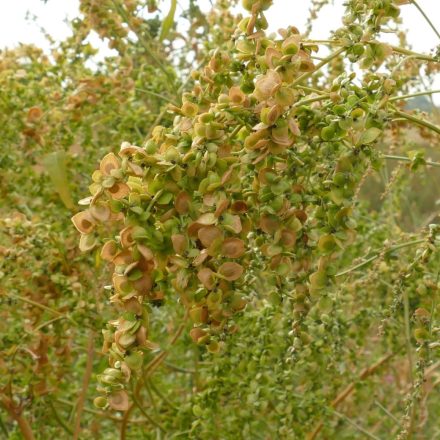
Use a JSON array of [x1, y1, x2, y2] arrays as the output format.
[[0, 1, 439, 439]]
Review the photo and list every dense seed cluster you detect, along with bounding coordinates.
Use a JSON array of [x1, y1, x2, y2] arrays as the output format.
[[73, 0, 400, 409]]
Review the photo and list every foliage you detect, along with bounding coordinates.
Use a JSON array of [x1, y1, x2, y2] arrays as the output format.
[[1, 0, 440, 439]]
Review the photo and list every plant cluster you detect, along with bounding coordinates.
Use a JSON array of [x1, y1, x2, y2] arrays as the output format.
[[1, 0, 440, 439]]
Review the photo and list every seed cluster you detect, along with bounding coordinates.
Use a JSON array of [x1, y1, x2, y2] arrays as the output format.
[[73, 0, 436, 411]]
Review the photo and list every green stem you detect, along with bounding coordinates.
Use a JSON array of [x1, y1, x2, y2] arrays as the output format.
[[148, 380, 178, 411], [389, 89, 440, 101], [291, 46, 346, 87], [393, 110, 440, 135], [332, 409, 382, 440], [374, 400, 402, 427], [382, 154, 440, 168], [135, 88, 177, 105], [336, 239, 425, 277], [303, 39, 437, 62], [293, 93, 331, 107], [48, 400, 73, 435], [164, 361, 195, 374], [403, 290, 414, 389], [410, 0, 440, 40], [6, 293, 78, 327], [56, 398, 145, 424], [0, 413, 9, 438], [131, 393, 165, 432], [296, 84, 328, 95], [389, 45, 438, 63]]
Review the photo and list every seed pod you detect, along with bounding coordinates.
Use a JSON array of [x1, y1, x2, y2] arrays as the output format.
[[221, 238, 245, 258], [101, 240, 119, 261], [90, 203, 111, 222], [254, 70, 282, 102], [107, 182, 130, 199], [93, 396, 108, 409], [171, 234, 187, 254], [218, 262, 244, 281], [198, 226, 223, 247], [181, 101, 198, 117], [79, 233, 97, 252], [229, 86, 246, 105], [197, 267, 216, 290], [100, 153, 120, 176], [175, 191, 191, 214], [71, 210, 95, 234], [189, 328, 207, 344], [108, 390, 129, 411], [282, 35, 300, 55]]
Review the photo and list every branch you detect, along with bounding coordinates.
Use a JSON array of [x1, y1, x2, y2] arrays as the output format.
[[291, 46, 346, 87], [393, 110, 440, 135], [73, 331, 95, 440], [388, 89, 440, 102], [0, 397, 35, 440]]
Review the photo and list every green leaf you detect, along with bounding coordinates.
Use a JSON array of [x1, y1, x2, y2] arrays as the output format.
[[160, 0, 177, 41], [43, 151, 75, 210], [357, 127, 382, 145]]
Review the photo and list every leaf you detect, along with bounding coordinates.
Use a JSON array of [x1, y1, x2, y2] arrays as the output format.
[[357, 127, 382, 145], [43, 151, 75, 210], [159, 0, 177, 41]]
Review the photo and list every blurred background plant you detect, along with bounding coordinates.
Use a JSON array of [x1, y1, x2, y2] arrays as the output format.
[[0, 1, 439, 439]]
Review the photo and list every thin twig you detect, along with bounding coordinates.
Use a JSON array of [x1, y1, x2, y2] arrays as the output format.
[[382, 155, 440, 168], [6, 293, 78, 326], [291, 46, 346, 87], [48, 400, 73, 435], [131, 393, 165, 432], [293, 93, 331, 108], [410, 0, 440, 39], [73, 331, 95, 440], [336, 239, 425, 277], [306, 353, 395, 440], [144, 311, 189, 379], [374, 400, 402, 427], [332, 409, 382, 440], [135, 88, 178, 105], [148, 380, 178, 411]]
